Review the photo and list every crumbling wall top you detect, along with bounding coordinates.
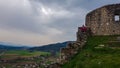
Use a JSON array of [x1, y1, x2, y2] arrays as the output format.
[[86, 3, 120, 35]]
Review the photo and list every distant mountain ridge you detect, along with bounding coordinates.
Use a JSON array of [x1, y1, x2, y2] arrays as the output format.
[[0, 44, 28, 50], [28, 41, 73, 54], [0, 41, 73, 54], [0, 42, 30, 50]]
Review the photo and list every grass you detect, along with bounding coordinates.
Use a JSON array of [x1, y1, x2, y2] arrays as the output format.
[[0, 50, 50, 59], [62, 35, 120, 68], [0, 50, 51, 68], [4, 50, 50, 56]]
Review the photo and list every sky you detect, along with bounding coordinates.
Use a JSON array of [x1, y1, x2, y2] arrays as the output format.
[[0, 0, 120, 46]]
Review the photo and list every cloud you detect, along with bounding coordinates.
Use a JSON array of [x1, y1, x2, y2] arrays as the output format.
[[0, 0, 119, 46], [0, 28, 58, 46]]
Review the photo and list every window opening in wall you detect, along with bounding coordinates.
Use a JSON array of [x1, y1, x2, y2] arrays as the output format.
[[114, 10, 120, 22], [114, 15, 120, 21]]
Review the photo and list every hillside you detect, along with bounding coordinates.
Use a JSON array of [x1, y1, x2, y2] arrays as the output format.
[[28, 41, 71, 54], [0, 44, 29, 51], [62, 35, 120, 68], [0, 41, 70, 53]]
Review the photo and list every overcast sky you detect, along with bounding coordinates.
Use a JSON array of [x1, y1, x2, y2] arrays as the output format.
[[0, 0, 120, 46]]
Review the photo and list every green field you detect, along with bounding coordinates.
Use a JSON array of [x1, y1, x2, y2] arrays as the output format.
[[0, 50, 51, 68], [4, 50, 50, 56], [62, 35, 120, 68], [0, 50, 50, 60]]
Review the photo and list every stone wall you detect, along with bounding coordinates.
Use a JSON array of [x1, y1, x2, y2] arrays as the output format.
[[86, 3, 120, 35], [46, 27, 88, 68], [60, 28, 87, 64]]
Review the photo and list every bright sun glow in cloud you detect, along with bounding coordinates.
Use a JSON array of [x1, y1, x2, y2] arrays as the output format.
[[41, 6, 52, 15]]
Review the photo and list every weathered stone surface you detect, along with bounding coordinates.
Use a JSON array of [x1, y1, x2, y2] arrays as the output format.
[[46, 26, 88, 68], [86, 4, 120, 35], [59, 27, 88, 65]]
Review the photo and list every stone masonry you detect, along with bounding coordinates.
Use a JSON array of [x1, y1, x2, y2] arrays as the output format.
[[59, 27, 88, 65], [46, 27, 88, 68], [86, 4, 120, 35]]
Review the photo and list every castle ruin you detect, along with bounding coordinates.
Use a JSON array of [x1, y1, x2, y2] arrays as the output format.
[[86, 4, 120, 35], [47, 3, 120, 68]]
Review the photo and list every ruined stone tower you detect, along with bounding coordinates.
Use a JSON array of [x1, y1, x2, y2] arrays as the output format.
[[86, 4, 120, 35]]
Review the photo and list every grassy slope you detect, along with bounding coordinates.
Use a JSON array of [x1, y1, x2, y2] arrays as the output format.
[[62, 36, 120, 68]]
